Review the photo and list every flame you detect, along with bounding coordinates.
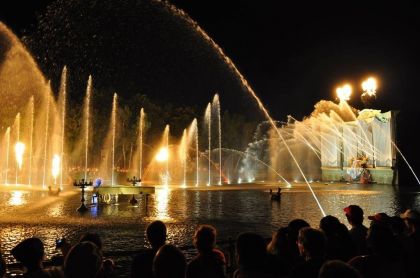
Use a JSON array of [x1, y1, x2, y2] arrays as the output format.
[[52, 154, 61, 180], [336, 84, 352, 102], [362, 77, 377, 96], [14, 142, 25, 170], [156, 147, 169, 162]]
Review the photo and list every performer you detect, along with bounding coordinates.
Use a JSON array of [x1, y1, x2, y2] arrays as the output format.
[[360, 164, 372, 184]]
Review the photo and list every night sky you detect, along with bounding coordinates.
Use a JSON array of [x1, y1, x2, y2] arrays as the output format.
[[1, 0, 420, 180]]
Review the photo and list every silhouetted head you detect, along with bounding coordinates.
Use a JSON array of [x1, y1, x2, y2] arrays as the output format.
[[267, 227, 288, 255], [80, 232, 103, 250], [153, 244, 186, 278], [368, 212, 391, 227], [0, 255, 6, 278], [236, 232, 266, 268], [319, 260, 361, 278], [297, 227, 326, 259], [147, 220, 167, 249], [400, 209, 420, 232], [193, 225, 216, 253], [64, 241, 103, 278], [288, 219, 310, 242], [11, 238, 44, 270], [344, 205, 364, 226], [320, 215, 341, 237], [390, 216, 406, 236]]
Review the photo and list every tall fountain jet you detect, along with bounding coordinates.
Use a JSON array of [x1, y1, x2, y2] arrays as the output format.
[[4, 127, 10, 185], [59, 67, 67, 190], [189, 118, 199, 186], [28, 97, 34, 185], [212, 94, 222, 185], [205, 103, 211, 186], [111, 93, 118, 186], [181, 129, 187, 187], [165, 125, 169, 186], [139, 108, 145, 180], [52, 154, 60, 185], [84, 76, 92, 181], [42, 93, 51, 188], [14, 113, 21, 185]]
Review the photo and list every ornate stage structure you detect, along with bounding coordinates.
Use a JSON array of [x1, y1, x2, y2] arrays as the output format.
[[320, 110, 398, 184]]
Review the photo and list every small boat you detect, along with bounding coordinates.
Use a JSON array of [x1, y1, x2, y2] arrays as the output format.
[[270, 188, 281, 201], [48, 186, 61, 196]]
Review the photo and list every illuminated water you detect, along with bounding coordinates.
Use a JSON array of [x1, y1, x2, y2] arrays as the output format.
[[1, 184, 419, 275]]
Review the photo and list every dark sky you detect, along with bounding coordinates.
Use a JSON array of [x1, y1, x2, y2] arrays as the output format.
[[2, 0, 419, 120]]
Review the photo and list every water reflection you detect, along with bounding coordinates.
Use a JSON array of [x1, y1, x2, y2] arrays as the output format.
[[8, 191, 26, 206], [1, 184, 420, 266], [155, 188, 170, 221]]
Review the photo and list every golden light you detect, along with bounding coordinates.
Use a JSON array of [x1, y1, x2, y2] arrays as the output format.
[[14, 142, 25, 170], [156, 147, 169, 162], [336, 84, 352, 102], [362, 77, 377, 96], [52, 154, 61, 180], [8, 191, 25, 206]]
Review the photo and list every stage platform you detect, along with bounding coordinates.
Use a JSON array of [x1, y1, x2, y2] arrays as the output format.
[[93, 185, 155, 195], [321, 166, 396, 185]]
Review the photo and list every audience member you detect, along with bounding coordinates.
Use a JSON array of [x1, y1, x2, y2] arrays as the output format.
[[131, 220, 167, 278], [400, 209, 420, 277], [318, 260, 361, 278], [64, 241, 103, 278], [319, 215, 354, 261], [291, 227, 326, 278], [344, 205, 368, 255], [186, 225, 225, 278], [266, 227, 290, 277], [234, 232, 274, 278], [349, 223, 405, 278], [11, 237, 62, 278], [287, 219, 310, 267], [153, 244, 186, 278], [367, 212, 390, 227], [0, 254, 6, 278], [79, 232, 114, 277]]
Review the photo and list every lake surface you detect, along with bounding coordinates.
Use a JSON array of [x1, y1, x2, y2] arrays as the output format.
[[1, 182, 419, 275]]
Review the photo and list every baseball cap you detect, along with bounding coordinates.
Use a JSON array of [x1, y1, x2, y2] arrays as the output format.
[[367, 212, 390, 223]]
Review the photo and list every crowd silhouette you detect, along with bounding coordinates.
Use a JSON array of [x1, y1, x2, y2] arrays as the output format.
[[1, 205, 420, 278]]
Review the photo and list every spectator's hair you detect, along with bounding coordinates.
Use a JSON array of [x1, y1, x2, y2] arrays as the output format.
[[193, 225, 216, 253], [80, 232, 103, 250], [319, 260, 361, 278], [236, 232, 266, 268], [153, 244, 186, 278], [320, 215, 342, 237], [288, 219, 310, 242], [11, 238, 44, 269], [297, 227, 326, 258], [146, 220, 167, 249], [64, 241, 103, 278], [267, 227, 288, 255]]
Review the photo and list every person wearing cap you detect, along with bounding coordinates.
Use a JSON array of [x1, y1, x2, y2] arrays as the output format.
[[400, 209, 420, 278], [344, 205, 368, 255], [367, 212, 391, 226]]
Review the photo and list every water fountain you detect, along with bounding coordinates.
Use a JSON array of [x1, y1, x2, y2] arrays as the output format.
[[205, 103, 211, 186], [212, 94, 222, 185], [84, 76, 92, 181]]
